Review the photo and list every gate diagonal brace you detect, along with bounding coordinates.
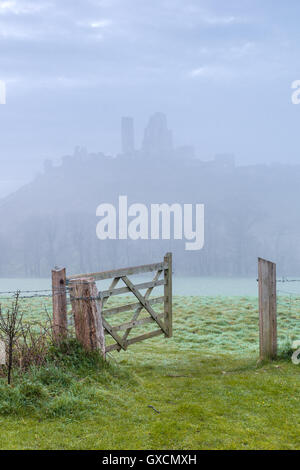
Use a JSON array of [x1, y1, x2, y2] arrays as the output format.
[[115, 269, 163, 352], [121, 276, 168, 335], [121, 270, 162, 341], [101, 317, 127, 351], [97, 277, 127, 351]]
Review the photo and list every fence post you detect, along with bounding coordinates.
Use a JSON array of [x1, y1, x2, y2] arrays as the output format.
[[52, 267, 68, 344], [258, 257, 277, 360], [164, 252, 173, 338], [69, 278, 106, 356]]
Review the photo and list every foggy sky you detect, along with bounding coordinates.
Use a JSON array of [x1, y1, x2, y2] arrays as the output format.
[[1, 0, 300, 196]]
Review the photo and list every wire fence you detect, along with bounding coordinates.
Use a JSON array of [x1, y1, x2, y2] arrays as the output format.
[[1, 276, 300, 324], [1, 279, 300, 302], [275, 278, 300, 348], [276, 279, 300, 302], [0, 287, 73, 301], [277, 289, 300, 315], [0, 285, 137, 328], [0, 288, 75, 326]]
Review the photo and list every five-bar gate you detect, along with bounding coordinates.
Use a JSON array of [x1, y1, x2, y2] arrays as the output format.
[[52, 253, 172, 355]]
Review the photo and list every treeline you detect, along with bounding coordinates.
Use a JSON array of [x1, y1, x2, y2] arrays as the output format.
[[0, 153, 300, 278]]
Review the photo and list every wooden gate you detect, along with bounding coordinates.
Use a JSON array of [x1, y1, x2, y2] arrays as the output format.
[[54, 253, 172, 354]]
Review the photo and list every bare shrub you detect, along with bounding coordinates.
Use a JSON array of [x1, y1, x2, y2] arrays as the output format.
[[0, 296, 58, 382], [0, 292, 23, 384], [15, 320, 53, 371]]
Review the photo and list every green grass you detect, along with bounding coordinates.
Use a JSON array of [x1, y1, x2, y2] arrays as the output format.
[[0, 295, 300, 449]]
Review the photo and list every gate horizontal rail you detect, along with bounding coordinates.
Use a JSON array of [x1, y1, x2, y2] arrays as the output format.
[[103, 296, 164, 317], [97, 279, 165, 299], [67, 261, 167, 282]]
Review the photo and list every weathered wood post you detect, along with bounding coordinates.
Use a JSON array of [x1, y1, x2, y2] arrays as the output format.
[[69, 278, 106, 357], [164, 252, 173, 338], [258, 257, 277, 360], [52, 267, 68, 344]]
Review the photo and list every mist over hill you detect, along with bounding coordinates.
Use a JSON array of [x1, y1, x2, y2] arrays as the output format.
[[0, 138, 300, 278]]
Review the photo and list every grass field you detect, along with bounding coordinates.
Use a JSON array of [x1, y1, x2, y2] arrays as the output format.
[[0, 295, 300, 450]]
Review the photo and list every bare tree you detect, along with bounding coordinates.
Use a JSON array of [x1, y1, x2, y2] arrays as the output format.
[[0, 292, 23, 384]]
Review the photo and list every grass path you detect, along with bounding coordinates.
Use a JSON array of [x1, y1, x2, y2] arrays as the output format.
[[0, 296, 300, 449]]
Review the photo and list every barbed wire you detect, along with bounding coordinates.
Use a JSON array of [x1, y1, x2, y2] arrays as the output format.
[[256, 278, 300, 283], [0, 286, 99, 295], [0, 287, 67, 300], [0, 294, 53, 300], [0, 289, 52, 295]]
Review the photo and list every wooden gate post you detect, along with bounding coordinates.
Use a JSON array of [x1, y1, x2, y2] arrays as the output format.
[[52, 267, 68, 344], [164, 252, 173, 338], [258, 257, 277, 360], [69, 278, 106, 357]]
